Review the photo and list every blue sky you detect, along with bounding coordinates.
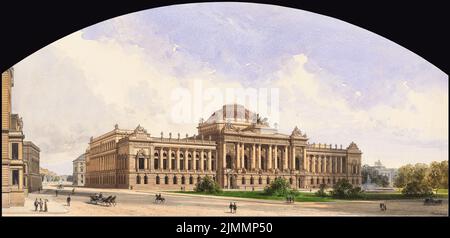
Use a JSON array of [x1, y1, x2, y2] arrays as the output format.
[[13, 2, 448, 174]]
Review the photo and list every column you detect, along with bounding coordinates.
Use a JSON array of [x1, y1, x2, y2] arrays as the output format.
[[149, 146, 155, 171], [235, 143, 240, 169], [303, 150, 308, 172], [268, 145, 272, 170], [176, 149, 180, 171], [159, 148, 164, 170], [312, 156, 316, 173], [241, 143, 245, 168], [273, 145, 278, 169], [340, 157, 344, 174], [200, 150, 205, 171], [19, 169, 24, 190], [168, 148, 172, 170], [257, 144, 262, 169], [251, 144, 256, 170], [291, 146, 296, 170], [323, 156, 327, 174], [192, 150, 197, 171], [184, 149, 189, 171], [207, 150, 212, 171], [222, 143, 227, 169], [317, 155, 322, 173], [284, 146, 288, 170]]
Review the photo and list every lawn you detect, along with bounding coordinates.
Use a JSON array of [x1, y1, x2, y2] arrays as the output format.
[[175, 190, 334, 202], [174, 190, 448, 202]]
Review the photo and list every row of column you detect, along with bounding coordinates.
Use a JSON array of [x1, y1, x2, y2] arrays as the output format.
[[306, 155, 346, 174], [140, 147, 215, 172], [90, 154, 117, 172], [222, 143, 297, 171]]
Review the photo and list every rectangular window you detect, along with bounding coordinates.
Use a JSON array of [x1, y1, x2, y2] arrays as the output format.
[[12, 143, 18, 160], [12, 170, 19, 185]]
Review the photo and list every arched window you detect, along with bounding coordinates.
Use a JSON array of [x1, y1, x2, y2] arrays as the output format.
[[327, 178, 331, 184], [317, 178, 320, 185], [189, 176, 194, 184], [164, 176, 169, 184], [136, 175, 141, 184], [180, 154, 185, 170], [173, 176, 178, 184], [156, 175, 160, 184], [289, 177, 293, 185], [295, 156, 301, 170], [266, 177, 270, 185], [181, 176, 186, 184], [258, 177, 262, 184], [226, 155, 232, 169], [138, 157, 145, 170], [197, 176, 201, 184], [311, 178, 314, 184], [242, 177, 246, 185], [144, 175, 148, 184], [250, 177, 254, 185], [154, 152, 159, 169]]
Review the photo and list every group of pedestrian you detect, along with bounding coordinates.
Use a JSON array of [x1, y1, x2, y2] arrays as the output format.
[[34, 198, 48, 212], [286, 194, 295, 203], [379, 202, 387, 211], [229, 202, 238, 214], [67, 195, 71, 206]]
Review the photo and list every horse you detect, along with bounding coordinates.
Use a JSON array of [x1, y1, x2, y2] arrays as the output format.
[[155, 194, 165, 203]]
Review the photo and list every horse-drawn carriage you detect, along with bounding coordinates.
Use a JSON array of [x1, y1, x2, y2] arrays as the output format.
[[155, 194, 165, 203], [90, 194, 117, 206], [424, 197, 442, 206]]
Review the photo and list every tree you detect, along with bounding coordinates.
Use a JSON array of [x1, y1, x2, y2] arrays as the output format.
[[315, 184, 328, 197], [439, 160, 448, 189], [427, 161, 443, 195], [330, 179, 363, 199], [194, 176, 222, 194], [264, 177, 291, 196], [394, 164, 414, 188]]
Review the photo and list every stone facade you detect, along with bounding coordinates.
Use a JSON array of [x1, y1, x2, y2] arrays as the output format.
[[2, 68, 26, 207], [73, 153, 85, 186], [85, 104, 362, 190], [23, 141, 41, 192]]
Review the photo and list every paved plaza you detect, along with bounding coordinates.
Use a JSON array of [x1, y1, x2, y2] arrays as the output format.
[[2, 185, 447, 216]]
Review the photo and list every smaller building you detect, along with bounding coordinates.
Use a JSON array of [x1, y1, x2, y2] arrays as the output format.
[[23, 141, 41, 193], [368, 160, 398, 187], [73, 153, 86, 186]]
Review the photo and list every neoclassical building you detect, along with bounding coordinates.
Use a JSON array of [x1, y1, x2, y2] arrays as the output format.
[[85, 104, 362, 190], [23, 141, 41, 193], [73, 153, 86, 186]]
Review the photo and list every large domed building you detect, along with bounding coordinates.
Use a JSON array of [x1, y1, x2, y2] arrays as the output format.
[[85, 104, 362, 190]]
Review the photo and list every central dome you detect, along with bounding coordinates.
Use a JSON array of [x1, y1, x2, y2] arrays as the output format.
[[205, 104, 257, 124]]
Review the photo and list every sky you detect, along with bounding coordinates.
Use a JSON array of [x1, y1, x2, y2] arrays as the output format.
[[12, 2, 448, 175]]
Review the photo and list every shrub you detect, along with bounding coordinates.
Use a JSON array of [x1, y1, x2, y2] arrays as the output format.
[[330, 179, 364, 199], [402, 181, 433, 197], [264, 177, 291, 196], [194, 176, 222, 194], [315, 184, 328, 197]]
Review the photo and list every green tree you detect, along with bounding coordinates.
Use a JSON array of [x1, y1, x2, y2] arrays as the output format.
[[394, 164, 414, 188], [427, 161, 443, 195], [194, 176, 222, 194], [315, 184, 328, 197], [439, 161, 448, 189], [330, 179, 363, 199], [264, 177, 291, 196]]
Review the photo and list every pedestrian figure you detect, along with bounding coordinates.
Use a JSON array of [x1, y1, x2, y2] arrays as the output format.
[[34, 198, 39, 211], [44, 199, 48, 212], [383, 203, 387, 211], [233, 202, 237, 214], [39, 198, 43, 212], [379, 203, 383, 211], [229, 202, 233, 213], [67, 195, 71, 206], [72, 188, 75, 194], [55, 189, 58, 197]]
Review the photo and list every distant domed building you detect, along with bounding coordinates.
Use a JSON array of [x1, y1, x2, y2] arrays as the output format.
[[85, 104, 362, 190]]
